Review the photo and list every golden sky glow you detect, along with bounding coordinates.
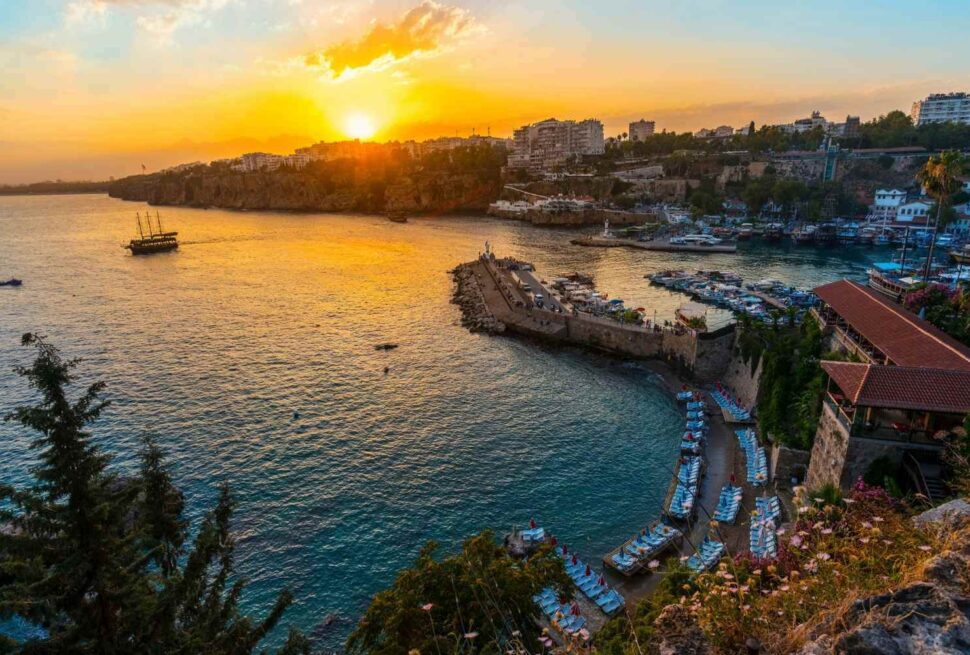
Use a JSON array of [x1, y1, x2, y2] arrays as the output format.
[[2, 1, 970, 183]]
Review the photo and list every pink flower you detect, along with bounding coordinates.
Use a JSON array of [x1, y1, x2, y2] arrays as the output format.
[[821, 528, 833, 535], [421, 603, 434, 611], [859, 537, 870, 544], [918, 545, 932, 552]]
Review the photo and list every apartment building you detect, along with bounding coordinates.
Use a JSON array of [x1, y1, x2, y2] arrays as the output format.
[[629, 119, 655, 141], [911, 92, 970, 126], [508, 118, 605, 172]]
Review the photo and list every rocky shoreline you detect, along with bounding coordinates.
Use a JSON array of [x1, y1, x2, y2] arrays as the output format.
[[450, 264, 505, 334]]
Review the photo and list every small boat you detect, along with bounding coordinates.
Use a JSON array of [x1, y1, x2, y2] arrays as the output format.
[[124, 211, 178, 255], [0, 278, 23, 287], [374, 343, 399, 351], [791, 224, 817, 244], [736, 223, 754, 240], [950, 244, 970, 265], [387, 212, 408, 223], [762, 223, 784, 242]]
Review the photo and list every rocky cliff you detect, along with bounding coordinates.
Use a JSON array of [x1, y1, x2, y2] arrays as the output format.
[[108, 169, 501, 214]]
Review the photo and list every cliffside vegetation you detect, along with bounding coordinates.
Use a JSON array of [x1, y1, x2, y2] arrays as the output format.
[[737, 318, 836, 450], [0, 335, 307, 653]]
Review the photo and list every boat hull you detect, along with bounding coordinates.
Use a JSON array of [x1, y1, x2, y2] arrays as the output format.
[[127, 242, 179, 255]]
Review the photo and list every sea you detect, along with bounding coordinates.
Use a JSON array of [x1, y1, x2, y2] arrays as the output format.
[[0, 195, 888, 650]]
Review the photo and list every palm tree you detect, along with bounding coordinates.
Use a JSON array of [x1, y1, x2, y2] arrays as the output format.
[[916, 150, 966, 279]]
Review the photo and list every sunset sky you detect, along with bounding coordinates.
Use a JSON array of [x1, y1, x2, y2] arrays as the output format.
[[2, 0, 970, 183]]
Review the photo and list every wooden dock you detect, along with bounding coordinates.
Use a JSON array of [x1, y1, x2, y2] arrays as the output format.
[[571, 236, 738, 254]]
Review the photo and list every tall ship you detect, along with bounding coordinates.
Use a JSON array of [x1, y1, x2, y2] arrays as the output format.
[[124, 212, 178, 255]]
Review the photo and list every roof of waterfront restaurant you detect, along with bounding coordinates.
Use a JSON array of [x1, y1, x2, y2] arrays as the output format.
[[821, 361, 970, 413], [813, 280, 970, 371]]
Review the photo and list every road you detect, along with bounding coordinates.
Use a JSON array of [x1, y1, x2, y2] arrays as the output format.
[[515, 269, 568, 312]]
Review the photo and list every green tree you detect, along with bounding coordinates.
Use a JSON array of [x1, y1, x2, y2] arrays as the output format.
[[0, 334, 308, 654], [917, 150, 967, 277], [347, 531, 570, 655]]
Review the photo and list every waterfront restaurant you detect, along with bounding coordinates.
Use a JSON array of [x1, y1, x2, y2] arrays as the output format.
[[811, 280, 970, 370], [806, 279, 970, 496]]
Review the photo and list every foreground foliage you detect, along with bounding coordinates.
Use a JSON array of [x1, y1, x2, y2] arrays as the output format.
[[598, 483, 944, 654], [347, 532, 570, 655], [0, 335, 307, 654]]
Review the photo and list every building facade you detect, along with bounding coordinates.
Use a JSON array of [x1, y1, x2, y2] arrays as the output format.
[[869, 189, 907, 222], [508, 118, 605, 172], [911, 92, 970, 126], [629, 119, 655, 141]]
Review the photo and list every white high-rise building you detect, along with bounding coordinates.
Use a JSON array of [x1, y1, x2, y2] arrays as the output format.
[[508, 118, 605, 172], [629, 119, 655, 141], [911, 93, 970, 126]]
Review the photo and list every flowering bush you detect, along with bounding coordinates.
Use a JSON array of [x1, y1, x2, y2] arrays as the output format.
[[672, 482, 940, 653]]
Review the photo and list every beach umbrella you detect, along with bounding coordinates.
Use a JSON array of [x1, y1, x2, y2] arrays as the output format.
[[730, 473, 736, 484], [584, 564, 591, 576], [530, 517, 536, 529], [550, 535, 557, 546], [598, 574, 605, 585], [571, 554, 578, 565], [562, 545, 568, 555]]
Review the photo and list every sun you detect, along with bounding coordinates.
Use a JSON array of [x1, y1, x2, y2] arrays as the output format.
[[344, 113, 377, 140]]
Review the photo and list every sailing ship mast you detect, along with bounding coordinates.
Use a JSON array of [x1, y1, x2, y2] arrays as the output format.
[[136, 212, 145, 239]]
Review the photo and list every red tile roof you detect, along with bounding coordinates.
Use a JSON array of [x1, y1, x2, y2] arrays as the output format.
[[821, 361, 970, 413], [814, 280, 970, 371]]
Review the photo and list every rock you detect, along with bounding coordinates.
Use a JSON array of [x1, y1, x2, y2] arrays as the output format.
[[913, 499, 970, 532], [797, 505, 970, 655], [653, 604, 709, 655]]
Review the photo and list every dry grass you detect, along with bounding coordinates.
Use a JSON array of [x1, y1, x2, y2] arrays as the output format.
[[674, 482, 946, 654]]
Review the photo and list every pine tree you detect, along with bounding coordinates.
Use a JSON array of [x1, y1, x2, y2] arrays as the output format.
[[0, 334, 308, 654]]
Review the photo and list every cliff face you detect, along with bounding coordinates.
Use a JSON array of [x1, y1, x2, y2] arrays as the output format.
[[108, 170, 501, 214]]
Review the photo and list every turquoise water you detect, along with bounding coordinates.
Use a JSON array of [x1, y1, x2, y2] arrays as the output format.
[[0, 196, 881, 649]]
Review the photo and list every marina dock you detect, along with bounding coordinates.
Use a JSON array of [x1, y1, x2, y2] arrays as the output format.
[[571, 236, 738, 254]]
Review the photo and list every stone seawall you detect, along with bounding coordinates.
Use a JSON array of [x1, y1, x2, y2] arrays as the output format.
[[721, 351, 763, 410], [454, 257, 734, 382], [450, 264, 505, 334]]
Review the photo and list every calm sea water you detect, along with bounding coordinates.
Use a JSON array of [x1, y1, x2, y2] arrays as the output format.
[[0, 195, 881, 649]]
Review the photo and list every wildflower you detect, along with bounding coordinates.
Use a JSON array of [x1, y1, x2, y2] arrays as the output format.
[[813, 497, 824, 503], [918, 545, 932, 552], [648, 559, 660, 569], [843, 498, 856, 504], [465, 632, 479, 640], [777, 610, 784, 616], [679, 555, 689, 562], [776, 527, 786, 536], [780, 584, 790, 591], [752, 569, 762, 576], [859, 537, 870, 544], [740, 585, 749, 593], [873, 516, 884, 522], [797, 506, 812, 514], [742, 604, 751, 611], [817, 552, 831, 561], [821, 528, 833, 535], [791, 535, 803, 547], [882, 539, 892, 545], [861, 521, 872, 529]]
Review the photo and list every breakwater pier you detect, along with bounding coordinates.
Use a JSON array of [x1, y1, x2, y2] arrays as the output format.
[[452, 252, 735, 381]]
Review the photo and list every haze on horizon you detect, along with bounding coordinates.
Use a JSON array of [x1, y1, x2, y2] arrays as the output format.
[[2, 0, 969, 184]]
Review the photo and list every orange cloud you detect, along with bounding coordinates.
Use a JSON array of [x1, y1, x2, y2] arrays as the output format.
[[304, 1, 475, 79]]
